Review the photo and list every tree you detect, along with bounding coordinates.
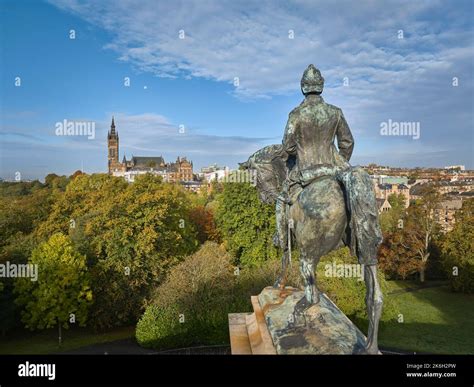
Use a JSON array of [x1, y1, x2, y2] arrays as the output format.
[[380, 194, 406, 233], [388, 193, 406, 209], [189, 205, 221, 243], [378, 230, 423, 279], [70, 170, 85, 180], [378, 187, 440, 282], [215, 182, 278, 267], [15, 233, 92, 345], [404, 187, 441, 282], [441, 199, 474, 293], [68, 173, 198, 329]]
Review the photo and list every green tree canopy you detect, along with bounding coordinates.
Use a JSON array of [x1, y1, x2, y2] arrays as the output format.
[[14, 233, 92, 330], [441, 199, 474, 293], [215, 182, 278, 267]]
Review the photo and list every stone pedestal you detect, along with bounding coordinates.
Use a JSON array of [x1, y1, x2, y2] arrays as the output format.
[[229, 286, 368, 354]]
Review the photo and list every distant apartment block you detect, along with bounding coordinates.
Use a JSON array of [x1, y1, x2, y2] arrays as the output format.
[[445, 165, 465, 171], [435, 199, 463, 233], [199, 164, 230, 183], [374, 182, 410, 208]]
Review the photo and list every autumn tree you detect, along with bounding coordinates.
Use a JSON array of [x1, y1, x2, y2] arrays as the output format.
[[63, 173, 199, 329], [189, 205, 221, 243], [441, 199, 474, 293], [404, 186, 441, 282], [378, 228, 423, 279], [14, 233, 92, 345], [378, 187, 441, 282]]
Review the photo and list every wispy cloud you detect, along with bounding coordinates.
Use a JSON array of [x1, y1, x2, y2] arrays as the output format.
[[49, 0, 473, 162], [104, 112, 270, 157], [0, 111, 271, 179], [50, 0, 472, 97]]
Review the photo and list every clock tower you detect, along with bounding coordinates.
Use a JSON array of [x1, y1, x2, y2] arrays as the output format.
[[107, 116, 120, 174]]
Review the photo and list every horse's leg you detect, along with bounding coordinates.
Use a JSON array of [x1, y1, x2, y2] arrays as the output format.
[[293, 252, 319, 315], [364, 264, 383, 354], [273, 199, 289, 289], [301, 255, 319, 304], [273, 248, 289, 289]]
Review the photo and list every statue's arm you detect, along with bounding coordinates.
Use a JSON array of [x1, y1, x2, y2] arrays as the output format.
[[336, 109, 354, 161], [282, 112, 297, 160]]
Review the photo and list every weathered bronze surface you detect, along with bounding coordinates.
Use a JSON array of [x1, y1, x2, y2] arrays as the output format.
[[258, 287, 367, 354], [242, 64, 383, 354]]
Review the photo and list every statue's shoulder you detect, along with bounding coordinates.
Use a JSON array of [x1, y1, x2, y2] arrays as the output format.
[[323, 101, 342, 115], [287, 100, 309, 121], [288, 105, 300, 117]]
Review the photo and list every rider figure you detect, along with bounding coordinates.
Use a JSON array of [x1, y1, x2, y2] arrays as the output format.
[[281, 64, 354, 204]]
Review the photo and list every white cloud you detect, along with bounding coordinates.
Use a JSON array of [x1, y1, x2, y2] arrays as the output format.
[[0, 111, 272, 179], [37, 0, 474, 171], [49, 0, 471, 97]]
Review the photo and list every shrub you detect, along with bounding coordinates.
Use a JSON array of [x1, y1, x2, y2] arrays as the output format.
[[136, 242, 236, 349], [136, 244, 396, 350]]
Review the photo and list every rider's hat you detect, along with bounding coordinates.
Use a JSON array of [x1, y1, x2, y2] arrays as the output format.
[[301, 64, 324, 95]]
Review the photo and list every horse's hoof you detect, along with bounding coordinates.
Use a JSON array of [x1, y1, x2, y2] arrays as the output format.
[[294, 297, 311, 315], [355, 345, 380, 355], [365, 346, 380, 355], [273, 277, 287, 289]]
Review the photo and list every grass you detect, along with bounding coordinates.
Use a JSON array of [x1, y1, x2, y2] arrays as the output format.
[[0, 326, 135, 355], [379, 281, 474, 354], [385, 279, 448, 293]]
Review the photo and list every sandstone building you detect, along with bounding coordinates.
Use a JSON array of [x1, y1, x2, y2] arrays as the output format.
[[107, 117, 193, 183]]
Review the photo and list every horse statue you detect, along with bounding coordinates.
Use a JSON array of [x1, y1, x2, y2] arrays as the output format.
[[241, 65, 383, 354]]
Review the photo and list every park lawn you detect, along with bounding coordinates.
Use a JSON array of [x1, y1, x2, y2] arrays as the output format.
[[379, 282, 474, 354], [0, 326, 135, 355], [385, 279, 449, 292]]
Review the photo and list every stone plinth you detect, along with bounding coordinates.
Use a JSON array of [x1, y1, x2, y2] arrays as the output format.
[[229, 286, 367, 355]]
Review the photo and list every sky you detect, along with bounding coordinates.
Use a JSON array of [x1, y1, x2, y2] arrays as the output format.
[[0, 0, 473, 181]]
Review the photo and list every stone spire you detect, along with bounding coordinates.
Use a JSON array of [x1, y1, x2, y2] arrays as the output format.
[[110, 116, 116, 135]]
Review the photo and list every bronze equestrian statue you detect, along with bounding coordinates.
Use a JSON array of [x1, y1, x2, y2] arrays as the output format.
[[241, 64, 383, 354]]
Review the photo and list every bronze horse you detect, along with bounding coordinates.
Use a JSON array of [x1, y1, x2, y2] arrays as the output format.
[[243, 153, 383, 354], [242, 65, 383, 354]]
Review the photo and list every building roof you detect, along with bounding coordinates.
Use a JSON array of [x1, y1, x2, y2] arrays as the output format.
[[131, 156, 165, 166], [376, 198, 391, 209]]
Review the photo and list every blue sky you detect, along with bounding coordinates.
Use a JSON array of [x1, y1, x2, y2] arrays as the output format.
[[1, 0, 473, 180]]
